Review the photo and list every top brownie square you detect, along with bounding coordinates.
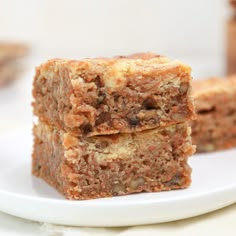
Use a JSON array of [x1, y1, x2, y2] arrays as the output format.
[[33, 53, 195, 136]]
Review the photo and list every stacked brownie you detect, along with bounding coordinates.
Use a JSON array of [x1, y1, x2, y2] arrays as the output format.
[[0, 42, 28, 86], [191, 76, 236, 152], [32, 53, 196, 200]]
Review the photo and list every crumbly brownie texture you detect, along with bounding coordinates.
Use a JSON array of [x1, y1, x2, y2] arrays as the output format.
[[33, 53, 195, 136], [32, 122, 194, 200], [191, 77, 236, 152], [0, 42, 28, 64]]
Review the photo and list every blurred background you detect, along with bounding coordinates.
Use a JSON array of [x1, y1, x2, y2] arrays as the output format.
[[0, 0, 234, 133]]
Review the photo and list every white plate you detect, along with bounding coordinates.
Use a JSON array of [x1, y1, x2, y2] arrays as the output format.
[[0, 127, 236, 227]]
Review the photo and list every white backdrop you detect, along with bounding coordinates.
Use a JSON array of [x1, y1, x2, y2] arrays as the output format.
[[0, 0, 231, 76]]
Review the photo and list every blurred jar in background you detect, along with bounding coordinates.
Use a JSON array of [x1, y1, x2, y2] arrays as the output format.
[[227, 0, 236, 75]]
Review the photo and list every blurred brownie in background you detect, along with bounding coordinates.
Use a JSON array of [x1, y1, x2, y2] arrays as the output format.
[[0, 42, 28, 86], [227, 0, 236, 75], [230, 0, 236, 13], [191, 76, 236, 152]]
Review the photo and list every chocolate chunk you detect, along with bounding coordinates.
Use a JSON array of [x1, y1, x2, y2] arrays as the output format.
[[94, 76, 104, 88], [143, 96, 157, 110], [81, 123, 93, 135], [95, 112, 111, 126], [197, 106, 216, 115], [95, 140, 109, 149], [129, 117, 140, 126], [36, 164, 41, 171]]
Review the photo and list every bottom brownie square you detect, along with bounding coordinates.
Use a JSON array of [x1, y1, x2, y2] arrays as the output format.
[[32, 122, 195, 200]]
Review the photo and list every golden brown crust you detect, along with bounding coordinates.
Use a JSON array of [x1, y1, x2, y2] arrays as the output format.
[[32, 121, 194, 200], [33, 53, 195, 136]]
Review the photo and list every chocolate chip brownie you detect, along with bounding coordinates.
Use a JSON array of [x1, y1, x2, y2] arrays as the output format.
[[33, 121, 194, 200], [33, 53, 195, 136]]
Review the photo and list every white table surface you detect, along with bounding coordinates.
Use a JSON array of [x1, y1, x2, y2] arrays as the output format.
[[0, 60, 236, 235]]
